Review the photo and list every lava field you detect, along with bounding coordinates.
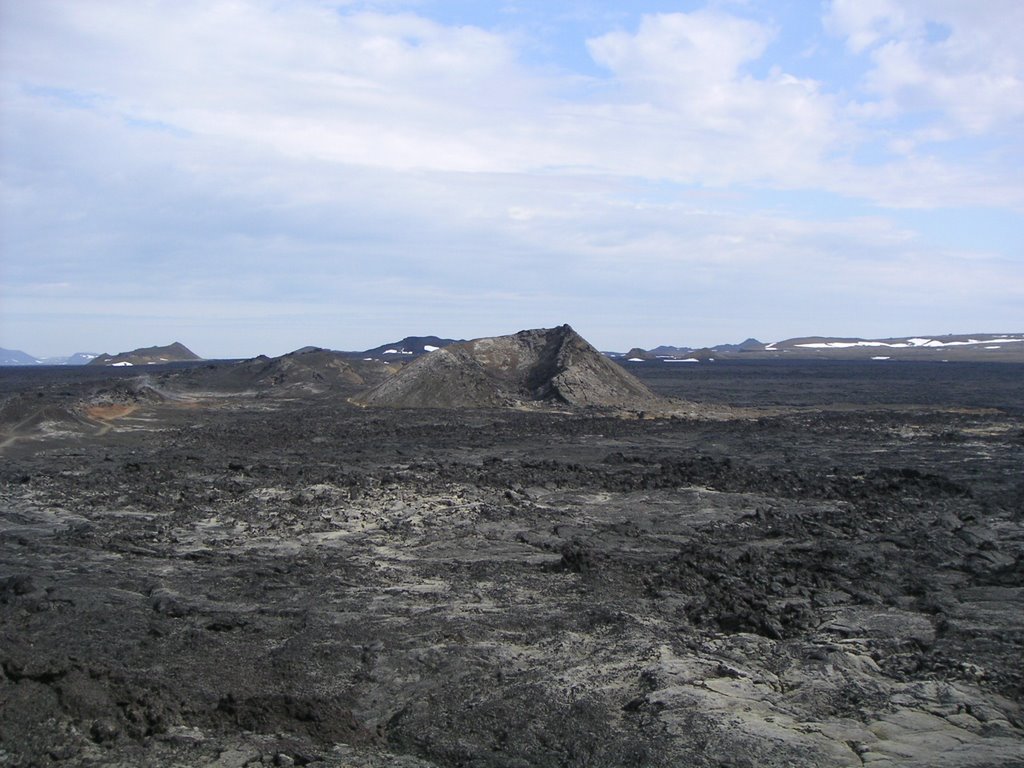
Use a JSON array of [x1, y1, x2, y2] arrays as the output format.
[[1, 359, 1022, 767]]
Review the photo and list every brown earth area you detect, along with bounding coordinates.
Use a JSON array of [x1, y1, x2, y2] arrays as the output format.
[[83, 404, 138, 421], [1, 359, 1023, 767]]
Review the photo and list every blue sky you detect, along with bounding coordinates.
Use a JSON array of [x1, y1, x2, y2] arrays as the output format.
[[1, 0, 1022, 357]]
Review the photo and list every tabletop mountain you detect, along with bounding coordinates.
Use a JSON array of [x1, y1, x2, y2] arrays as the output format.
[[355, 324, 663, 409], [89, 342, 200, 366]]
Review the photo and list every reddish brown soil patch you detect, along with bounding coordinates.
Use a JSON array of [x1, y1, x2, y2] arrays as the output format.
[[84, 403, 138, 421]]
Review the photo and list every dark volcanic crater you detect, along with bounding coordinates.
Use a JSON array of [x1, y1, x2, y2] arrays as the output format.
[[1, 350, 1023, 767]]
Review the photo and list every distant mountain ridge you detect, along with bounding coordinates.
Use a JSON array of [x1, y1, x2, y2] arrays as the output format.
[[0, 348, 99, 366], [0, 348, 40, 366], [54, 352, 101, 365], [6, 331, 1023, 368], [618, 333, 1024, 363]]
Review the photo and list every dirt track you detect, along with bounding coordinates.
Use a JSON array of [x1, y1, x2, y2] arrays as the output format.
[[1, 361, 1022, 767]]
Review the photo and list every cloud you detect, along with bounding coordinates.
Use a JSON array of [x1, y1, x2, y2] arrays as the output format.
[[579, 12, 846, 189], [587, 10, 773, 86], [1, 1, 543, 173], [826, 0, 1024, 139], [1, 1, 1021, 356], [3, 2, 1019, 203]]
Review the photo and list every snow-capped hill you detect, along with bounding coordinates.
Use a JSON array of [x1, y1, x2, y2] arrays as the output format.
[[762, 334, 1024, 361], [0, 348, 40, 366], [618, 334, 1024, 363]]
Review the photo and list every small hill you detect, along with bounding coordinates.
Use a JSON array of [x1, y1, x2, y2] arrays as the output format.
[[623, 348, 656, 361], [714, 338, 763, 353], [0, 379, 168, 446], [686, 347, 717, 362], [352, 335, 462, 360], [648, 344, 694, 358], [355, 325, 664, 409], [170, 347, 394, 395], [231, 348, 368, 392], [89, 342, 201, 367]]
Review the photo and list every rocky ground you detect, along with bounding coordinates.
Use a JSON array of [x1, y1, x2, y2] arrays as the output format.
[[1, 361, 1022, 767]]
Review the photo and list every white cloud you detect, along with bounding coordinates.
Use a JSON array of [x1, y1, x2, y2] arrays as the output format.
[[587, 10, 773, 88], [3, 1, 1020, 204], [0, 4, 845, 188], [1, 1, 1021, 355], [2, 0, 546, 174], [827, 0, 1024, 139], [825, 0, 910, 54], [579, 12, 843, 187]]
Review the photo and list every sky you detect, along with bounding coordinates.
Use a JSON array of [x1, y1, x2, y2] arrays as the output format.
[[1, 0, 1022, 358]]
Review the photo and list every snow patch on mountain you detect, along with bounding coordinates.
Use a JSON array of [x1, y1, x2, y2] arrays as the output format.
[[795, 336, 1024, 350]]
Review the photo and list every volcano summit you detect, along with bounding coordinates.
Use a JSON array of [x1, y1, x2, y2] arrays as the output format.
[[355, 324, 663, 410]]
